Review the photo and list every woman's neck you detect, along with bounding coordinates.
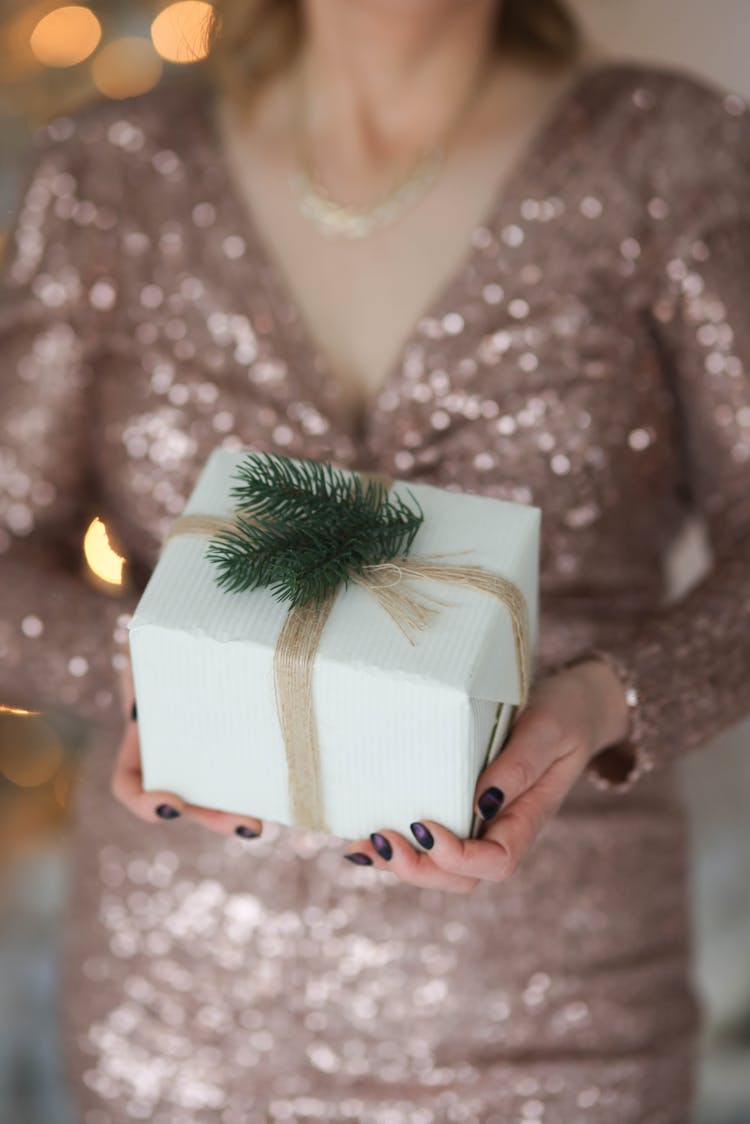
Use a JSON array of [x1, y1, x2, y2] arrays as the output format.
[[291, 0, 535, 200], [231, 1, 596, 206]]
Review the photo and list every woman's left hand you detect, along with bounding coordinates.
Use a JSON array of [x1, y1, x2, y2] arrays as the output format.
[[342, 658, 631, 894]]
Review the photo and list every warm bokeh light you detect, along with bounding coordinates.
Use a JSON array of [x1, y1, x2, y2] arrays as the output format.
[[90, 36, 162, 98], [151, 0, 212, 64], [83, 516, 126, 586], [30, 5, 102, 68], [0, 704, 40, 717], [0, 716, 64, 788]]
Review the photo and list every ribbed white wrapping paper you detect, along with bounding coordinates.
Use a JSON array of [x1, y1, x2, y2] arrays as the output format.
[[129, 449, 540, 841]]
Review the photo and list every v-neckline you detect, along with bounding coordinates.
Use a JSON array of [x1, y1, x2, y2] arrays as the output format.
[[196, 60, 608, 437]]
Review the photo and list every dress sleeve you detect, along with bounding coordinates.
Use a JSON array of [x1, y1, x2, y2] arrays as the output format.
[[0, 115, 139, 733], [576, 76, 750, 793]]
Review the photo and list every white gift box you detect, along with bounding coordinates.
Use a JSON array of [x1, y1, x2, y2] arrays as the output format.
[[129, 449, 540, 841]]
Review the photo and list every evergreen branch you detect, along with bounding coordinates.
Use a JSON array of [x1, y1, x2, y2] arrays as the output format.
[[229, 453, 387, 522], [207, 452, 424, 607]]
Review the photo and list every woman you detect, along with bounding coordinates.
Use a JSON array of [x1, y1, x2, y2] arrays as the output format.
[[1, 0, 749, 1119]]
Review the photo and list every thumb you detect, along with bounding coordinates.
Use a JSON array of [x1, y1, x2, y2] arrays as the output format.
[[474, 708, 564, 823]]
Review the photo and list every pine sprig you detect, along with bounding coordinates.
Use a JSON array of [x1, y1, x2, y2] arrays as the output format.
[[229, 453, 391, 524], [205, 452, 424, 608]]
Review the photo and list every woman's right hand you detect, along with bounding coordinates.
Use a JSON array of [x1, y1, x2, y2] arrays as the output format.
[[110, 658, 264, 839]]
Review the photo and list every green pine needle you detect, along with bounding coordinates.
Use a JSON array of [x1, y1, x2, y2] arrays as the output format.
[[205, 452, 424, 608]]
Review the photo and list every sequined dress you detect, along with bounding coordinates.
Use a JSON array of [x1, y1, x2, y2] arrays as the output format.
[[2, 61, 750, 1124]]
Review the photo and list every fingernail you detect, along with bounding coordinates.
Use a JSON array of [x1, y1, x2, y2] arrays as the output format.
[[478, 786, 504, 821], [370, 832, 392, 861], [131, 700, 137, 721], [343, 852, 372, 865], [235, 825, 261, 839], [155, 803, 180, 819], [410, 821, 434, 849]]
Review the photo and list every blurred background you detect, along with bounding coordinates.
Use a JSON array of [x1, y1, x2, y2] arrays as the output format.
[[0, 0, 749, 1121]]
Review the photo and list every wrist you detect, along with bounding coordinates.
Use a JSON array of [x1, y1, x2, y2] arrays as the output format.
[[568, 656, 632, 754]]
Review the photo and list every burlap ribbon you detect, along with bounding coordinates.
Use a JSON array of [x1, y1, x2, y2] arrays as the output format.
[[161, 475, 530, 832]]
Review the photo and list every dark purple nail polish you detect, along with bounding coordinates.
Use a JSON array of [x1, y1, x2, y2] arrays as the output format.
[[131, 700, 137, 721], [478, 786, 504, 821], [235, 825, 261, 839], [155, 803, 180, 819], [370, 832, 392, 861], [343, 852, 373, 865], [410, 822, 434, 849]]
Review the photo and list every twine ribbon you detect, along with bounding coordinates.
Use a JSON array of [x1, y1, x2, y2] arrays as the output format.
[[161, 475, 530, 832]]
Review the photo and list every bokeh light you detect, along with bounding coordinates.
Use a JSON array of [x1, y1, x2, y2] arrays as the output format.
[[151, 0, 212, 64], [0, 715, 64, 788], [90, 35, 162, 98], [30, 5, 102, 68], [83, 516, 125, 586]]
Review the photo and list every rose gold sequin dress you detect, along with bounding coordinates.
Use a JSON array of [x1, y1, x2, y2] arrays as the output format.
[[2, 60, 749, 1124]]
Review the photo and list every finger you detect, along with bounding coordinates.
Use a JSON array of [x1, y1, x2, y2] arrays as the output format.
[[181, 802, 264, 839], [110, 722, 264, 837], [405, 818, 513, 883], [477, 751, 583, 877], [110, 721, 188, 823], [344, 830, 479, 894], [416, 751, 583, 883], [474, 707, 570, 823]]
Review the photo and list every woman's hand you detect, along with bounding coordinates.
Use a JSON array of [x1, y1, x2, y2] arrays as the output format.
[[342, 658, 631, 894], [110, 658, 264, 840]]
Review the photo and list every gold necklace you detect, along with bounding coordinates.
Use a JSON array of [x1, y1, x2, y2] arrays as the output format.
[[288, 55, 497, 240]]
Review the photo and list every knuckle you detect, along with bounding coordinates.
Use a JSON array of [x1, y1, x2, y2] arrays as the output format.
[[483, 849, 514, 883], [500, 854, 523, 882], [451, 835, 472, 864], [509, 802, 538, 842], [437, 835, 472, 874], [405, 850, 430, 877], [524, 707, 564, 747], [505, 755, 535, 795], [497, 844, 518, 878]]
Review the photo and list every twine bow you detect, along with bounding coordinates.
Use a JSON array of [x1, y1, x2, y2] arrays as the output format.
[[161, 467, 530, 832]]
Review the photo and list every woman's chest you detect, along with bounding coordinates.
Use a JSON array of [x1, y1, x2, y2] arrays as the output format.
[[93, 180, 684, 598]]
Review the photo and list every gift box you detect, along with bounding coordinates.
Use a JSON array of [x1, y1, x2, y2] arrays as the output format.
[[128, 449, 540, 841]]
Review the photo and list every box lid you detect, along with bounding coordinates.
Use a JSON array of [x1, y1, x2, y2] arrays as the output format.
[[129, 448, 540, 704]]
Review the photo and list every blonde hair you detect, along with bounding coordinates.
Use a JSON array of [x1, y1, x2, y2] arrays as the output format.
[[203, 1, 581, 111]]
